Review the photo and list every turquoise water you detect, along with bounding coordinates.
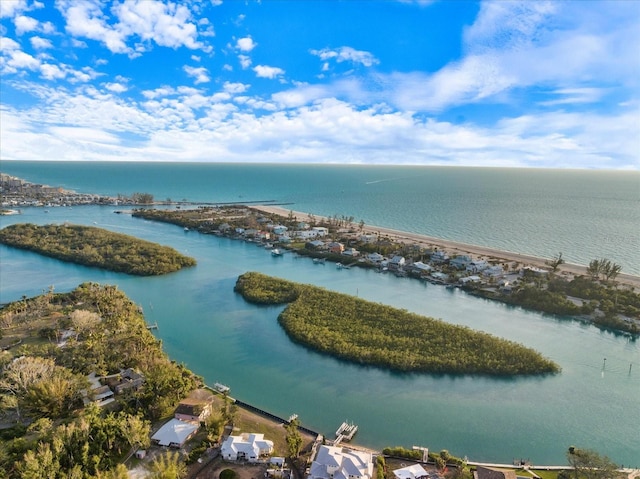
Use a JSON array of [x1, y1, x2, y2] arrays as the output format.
[[1, 163, 639, 465], [2, 162, 639, 275]]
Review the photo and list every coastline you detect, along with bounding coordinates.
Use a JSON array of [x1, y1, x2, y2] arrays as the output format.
[[252, 204, 640, 290]]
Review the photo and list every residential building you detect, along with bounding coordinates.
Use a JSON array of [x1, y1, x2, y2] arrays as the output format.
[[221, 433, 274, 462], [450, 255, 472, 270], [393, 464, 430, 479], [308, 445, 373, 479], [151, 419, 199, 448], [328, 242, 345, 254], [174, 389, 214, 423]]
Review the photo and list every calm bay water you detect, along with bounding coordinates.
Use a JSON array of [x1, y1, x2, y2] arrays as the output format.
[[0, 162, 639, 465]]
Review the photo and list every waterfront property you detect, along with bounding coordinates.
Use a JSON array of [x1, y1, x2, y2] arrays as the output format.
[[308, 445, 373, 479], [474, 466, 517, 479], [221, 433, 275, 462], [393, 464, 430, 479], [174, 388, 215, 423]]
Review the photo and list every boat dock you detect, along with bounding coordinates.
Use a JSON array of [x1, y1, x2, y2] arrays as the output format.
[[334, 421, 358, 444]]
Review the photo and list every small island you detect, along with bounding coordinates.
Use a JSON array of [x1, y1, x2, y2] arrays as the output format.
[[235, 272, 560, 376], [0, 223, 196, 275]]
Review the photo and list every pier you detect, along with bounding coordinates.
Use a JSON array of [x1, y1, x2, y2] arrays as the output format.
[[334, 421, 358, 444]]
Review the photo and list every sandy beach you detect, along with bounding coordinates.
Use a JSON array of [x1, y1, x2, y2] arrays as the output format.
[[252, 204, 640, 290]]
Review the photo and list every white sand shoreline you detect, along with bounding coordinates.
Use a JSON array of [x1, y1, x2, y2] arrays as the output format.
[[252, 204, 640, 290]]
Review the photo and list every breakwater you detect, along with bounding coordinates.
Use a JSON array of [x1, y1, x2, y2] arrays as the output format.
[[233, 399, 319, 437]]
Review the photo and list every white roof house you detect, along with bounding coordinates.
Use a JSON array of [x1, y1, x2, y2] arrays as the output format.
[[393, 464, 429, 479], [308, 445, 373, 479], [151, 418, 199, 448], [221, 433, 274, 462], [366, 252, 384, 263]]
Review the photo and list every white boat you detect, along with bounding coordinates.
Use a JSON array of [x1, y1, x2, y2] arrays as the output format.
[[271, 248, 283, 256], [313, 258, 325, 264]]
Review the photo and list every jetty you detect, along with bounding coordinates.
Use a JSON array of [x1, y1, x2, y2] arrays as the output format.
[[334, 421, 358, 444]]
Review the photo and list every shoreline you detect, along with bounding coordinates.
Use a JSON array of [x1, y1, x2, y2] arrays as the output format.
[[251, 204, 640, 290]]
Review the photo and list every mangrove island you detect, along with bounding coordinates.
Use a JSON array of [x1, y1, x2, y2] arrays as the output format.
[[235, 272, 561, 376], [0, 223, 196, 276]]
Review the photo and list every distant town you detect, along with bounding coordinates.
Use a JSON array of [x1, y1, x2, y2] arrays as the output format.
[[0, 172, 145, 209]]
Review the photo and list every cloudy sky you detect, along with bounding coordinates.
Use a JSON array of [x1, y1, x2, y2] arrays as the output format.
[[1, 0, 638, 168]]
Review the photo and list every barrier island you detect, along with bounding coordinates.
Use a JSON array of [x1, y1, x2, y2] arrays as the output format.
[[235, 272, 560, 376], [0, 223, 196, 275]]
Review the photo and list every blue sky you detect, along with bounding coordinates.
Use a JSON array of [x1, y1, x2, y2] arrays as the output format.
[[0, 0, 638, 168]]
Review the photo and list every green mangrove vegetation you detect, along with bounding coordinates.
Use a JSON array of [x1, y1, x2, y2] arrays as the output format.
[[234, 272, 560, 376], [0, 283, 201, 478], [0, 223, 196, 275]]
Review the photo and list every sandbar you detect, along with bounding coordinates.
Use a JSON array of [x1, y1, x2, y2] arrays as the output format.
[[252, 204, 640, 290]]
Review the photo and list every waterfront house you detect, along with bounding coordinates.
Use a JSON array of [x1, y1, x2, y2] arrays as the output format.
[[450, 255, 472, 269], [273, 225, 288, 235], [308, 445, 373, 479], [393, 464, 430, 479], [174, 389, 214, 423], [306, 240, 327, 251], [151, 418, 199, 448], [430, 272, 449, 282], [409, 261, 432, 275], [366, 252, 385, 264], [430, 251, 449, 264], [257, 231, 271, 241], [297, 221, 310, 230], [459, 275, 482, 286], [221, 433, 274, 462], [474, 466, 517, 479], [328, 242, 345, 254], [466, 260, 489, 273], [342, 248, 360, 257], [389, 255, 406, 270]]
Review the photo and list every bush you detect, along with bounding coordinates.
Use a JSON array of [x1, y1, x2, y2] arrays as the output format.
[[220, 469, 238, 479]]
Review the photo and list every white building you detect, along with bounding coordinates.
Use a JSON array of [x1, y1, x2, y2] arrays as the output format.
[[359, 234, 378, 244], [151, 419, 199, 448], [393, 464, 429, 479], [221, 433, 274, 462], [308, 445, 373, 479], [466, 260, 489, 273], [311, 227, 329, 237]]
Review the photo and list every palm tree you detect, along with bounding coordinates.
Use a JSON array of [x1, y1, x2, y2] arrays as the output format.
[[147, 451, 187, 479]]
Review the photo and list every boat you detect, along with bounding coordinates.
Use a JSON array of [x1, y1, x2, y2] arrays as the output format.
[[184, 227, 189, 232], [336, 262, 343, 269], [271, 248, 283, 256], [313, 258, 325, 264], [264, 242, 273, 249], [213, 382, 230, 394]]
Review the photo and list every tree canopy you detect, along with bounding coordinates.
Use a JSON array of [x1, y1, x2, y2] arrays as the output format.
[[0, 223, 196, 275], [235, 272, 560, 376]]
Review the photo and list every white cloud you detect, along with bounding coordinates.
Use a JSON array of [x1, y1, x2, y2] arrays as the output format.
[[56, 0, 209, 55], [236, 36, 256, 52], [191, 54, 201, 61], [39, 63, 65, 80], [0, 0, 28, 19], [14, 15, 38, 35], [104, 82, 128, 93], [238, 54, 251, 69], [30, 36, 53, 49], [310, 46, 379, 67], [223, 81, 249, 94], [539, 87, 607, 106], [253, 64, 284, 79], [183, 65, 210, 84]]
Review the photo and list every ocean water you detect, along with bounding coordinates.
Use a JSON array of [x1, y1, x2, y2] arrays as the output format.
[[1, 162, 639, 466], [2, 162, 639, 275]]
